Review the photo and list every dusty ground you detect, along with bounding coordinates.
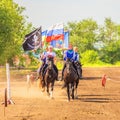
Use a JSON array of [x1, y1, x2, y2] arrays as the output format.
[[0, 67, 120, 120]]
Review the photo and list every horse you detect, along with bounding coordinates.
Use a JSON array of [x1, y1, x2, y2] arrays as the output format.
[[63, 59, 79, 101], [40, 57, 57, 98]]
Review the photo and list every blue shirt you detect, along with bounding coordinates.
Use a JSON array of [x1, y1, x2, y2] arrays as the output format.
[[64, 50, 75, 61], [74, 52, 79, 61]]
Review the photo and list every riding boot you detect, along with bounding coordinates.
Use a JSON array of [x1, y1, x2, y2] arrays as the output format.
[[53, 64, 58, 81], [61, 64, 66, 81], [60, 63, 66, 89], [77, 69, 80, 79], [61, 66, 65, 87], [79, 62, 82, 78]]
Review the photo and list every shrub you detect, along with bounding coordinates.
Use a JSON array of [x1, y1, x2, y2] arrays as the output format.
[[81, 50, 100, 64]]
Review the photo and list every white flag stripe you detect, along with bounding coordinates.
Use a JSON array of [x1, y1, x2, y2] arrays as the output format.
[[47, 23, 63, 31]]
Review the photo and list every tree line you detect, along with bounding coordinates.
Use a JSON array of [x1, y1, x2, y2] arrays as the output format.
[[66, 18, 120, 65]]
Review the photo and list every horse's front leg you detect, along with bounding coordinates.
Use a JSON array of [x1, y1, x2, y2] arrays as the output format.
[[71, 83, 74, 100], [46, 82, 50, 96], [50, 81, 55, 99], [75, 80, 79, 99], [40, 78, 45, 92], [67, 84, 70, 101]]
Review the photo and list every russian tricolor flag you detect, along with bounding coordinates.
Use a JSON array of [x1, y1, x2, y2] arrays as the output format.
[[50, 31, 69, 49], [46, 23, 64, 42]]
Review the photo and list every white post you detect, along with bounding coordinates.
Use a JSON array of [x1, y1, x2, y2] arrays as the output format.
[[6, 63, 11, 100], [6, 63, 14, 104]]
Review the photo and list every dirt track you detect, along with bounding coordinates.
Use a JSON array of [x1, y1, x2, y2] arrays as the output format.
[[0, 67, 120, 120]]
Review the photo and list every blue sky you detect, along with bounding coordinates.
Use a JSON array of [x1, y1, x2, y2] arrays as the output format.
[[14, 0, 120, 30]]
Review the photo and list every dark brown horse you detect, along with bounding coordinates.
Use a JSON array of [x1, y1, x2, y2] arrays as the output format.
[[40, 57, 57, 98], [63, 59, 79, 101]]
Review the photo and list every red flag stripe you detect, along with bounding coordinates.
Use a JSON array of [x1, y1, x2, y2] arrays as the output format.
[[46, 34, 64, 42]]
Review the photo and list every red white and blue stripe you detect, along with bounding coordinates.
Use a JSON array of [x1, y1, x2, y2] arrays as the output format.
[[50, 31, 69, 49], [46, 23, 64, 42]]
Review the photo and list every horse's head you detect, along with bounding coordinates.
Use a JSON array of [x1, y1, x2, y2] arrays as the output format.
[[45, 57, 55, 79], [48, 55, 54, 61], [65, 59, 73, 74], [47, 56, 54, 71], [74, 61, 79, 67]]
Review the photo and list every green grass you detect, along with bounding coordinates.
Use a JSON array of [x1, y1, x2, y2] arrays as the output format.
[[28, 62, 120, 69], [56, 61, 64, 70], [82, 63, 120, 67]]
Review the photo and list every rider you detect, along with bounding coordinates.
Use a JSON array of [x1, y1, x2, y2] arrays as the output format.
[[42, 45, 58, 81], [61, 43, 78, 80], [36, 47, 48, 78], [73, 46, 82, 78], [40, 48, 48, 70]]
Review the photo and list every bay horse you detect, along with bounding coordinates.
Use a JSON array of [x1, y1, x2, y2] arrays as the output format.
[[40, 57, 57, 98], [63, 58, 79, 101]]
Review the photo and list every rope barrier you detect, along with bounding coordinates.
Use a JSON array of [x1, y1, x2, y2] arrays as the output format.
[[107, 77, 120, 83]]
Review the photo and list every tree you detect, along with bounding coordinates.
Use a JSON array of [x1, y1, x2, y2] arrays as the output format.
[[0, 0, 32, 65], [66, 18, 120, 65], [66, 19, 98, 53], [98, 18, 120, 64]]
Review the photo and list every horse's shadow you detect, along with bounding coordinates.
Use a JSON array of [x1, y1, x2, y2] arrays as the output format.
[[80, 77, 101, 80], [77, 94, 120, 103]]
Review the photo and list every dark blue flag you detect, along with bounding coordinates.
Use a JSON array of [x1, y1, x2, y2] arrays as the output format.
[[23, 27, 42, 51]]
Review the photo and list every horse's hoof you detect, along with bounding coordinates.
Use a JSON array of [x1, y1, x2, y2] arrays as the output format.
[[72, 97, 74, 100], [47, 93, 50, 96], [71, 99, 74, 101], [67, 99, 70, 102], [41, 88, 45, 92], [75, 96, 78, 99], [50, 97, 54, 99]]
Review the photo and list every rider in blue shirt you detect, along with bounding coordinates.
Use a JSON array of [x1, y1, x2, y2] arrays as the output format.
[[63, 49, 75, 61], [61, 44, 77, 80]]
